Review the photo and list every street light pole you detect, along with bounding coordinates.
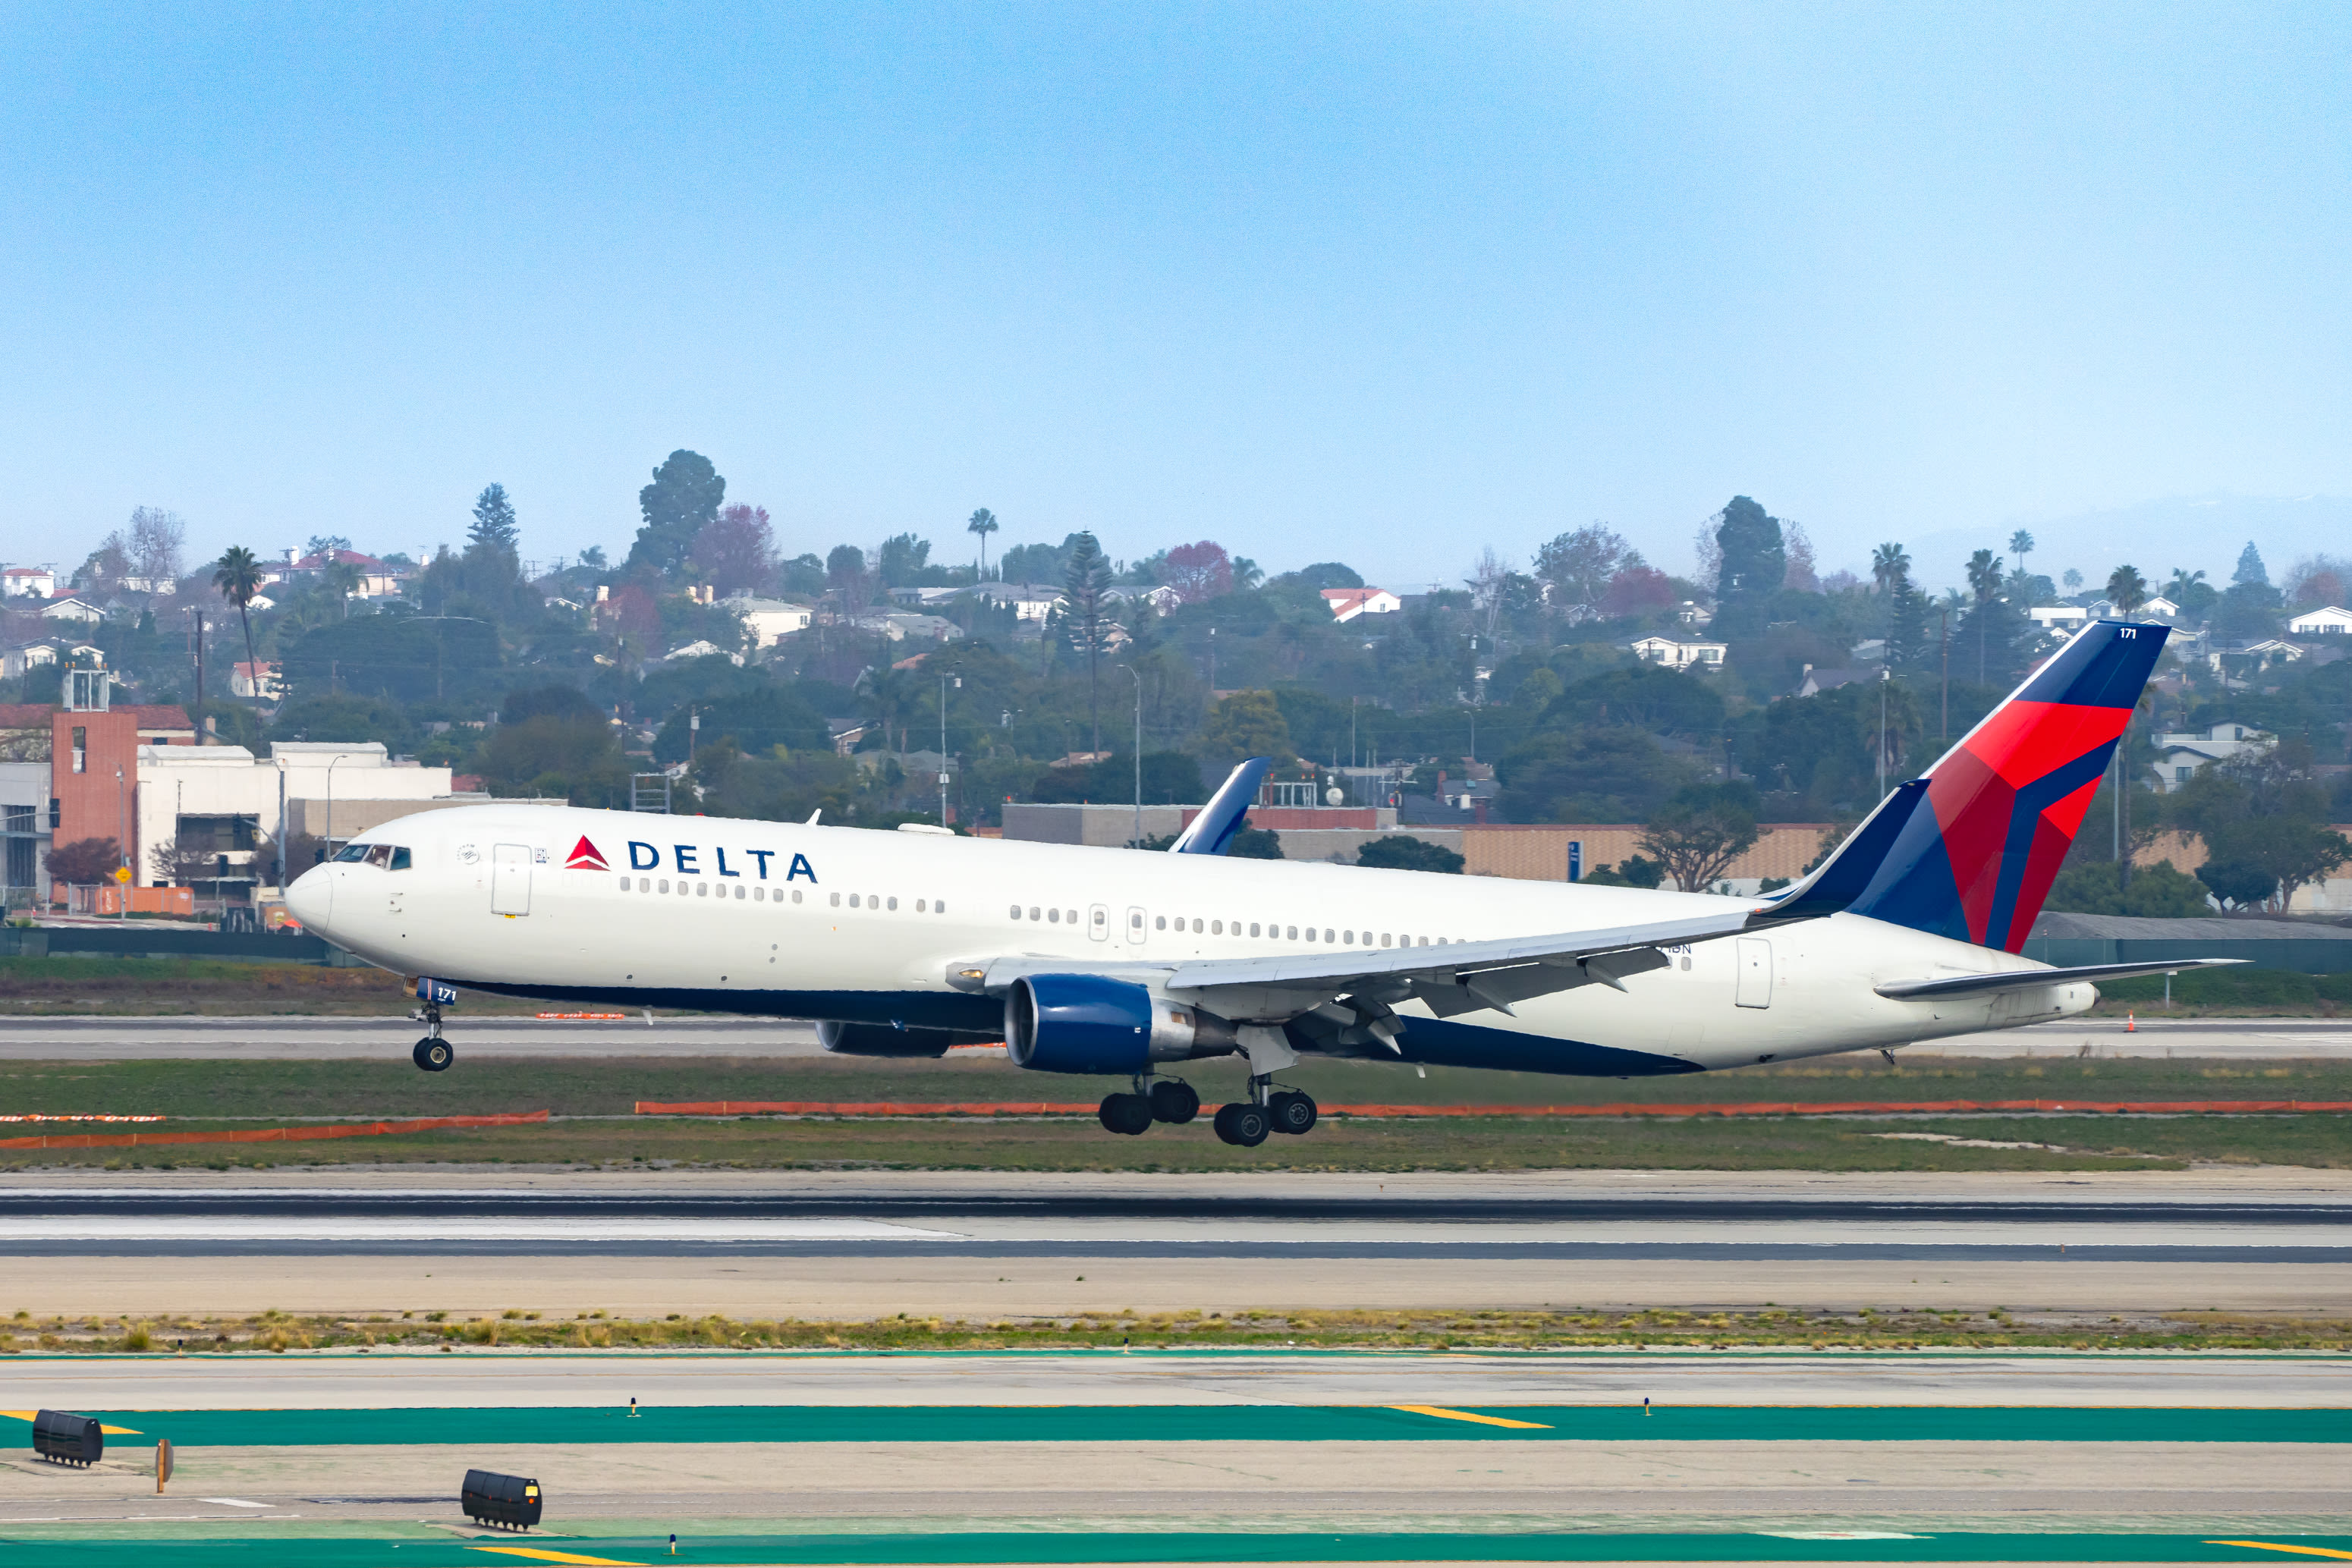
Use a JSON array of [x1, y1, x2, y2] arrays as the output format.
[[115, 765, 126, 921], [324, 753, 347, 868]]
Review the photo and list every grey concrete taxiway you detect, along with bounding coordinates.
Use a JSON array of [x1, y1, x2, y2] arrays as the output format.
[[2, 1013, 2350, 1059]]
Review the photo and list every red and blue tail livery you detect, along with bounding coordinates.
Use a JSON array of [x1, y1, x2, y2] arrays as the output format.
[[1772, 620, 2165, 953]]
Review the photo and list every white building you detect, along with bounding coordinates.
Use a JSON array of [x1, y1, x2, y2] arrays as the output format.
[[1630, 635, 1727, 670], [2204, 638, 2306, 677], [2150, 721, 2274, 790], [38, 598, 104, 624], [134, 740, 475, 894], [1321, 587, 1403, 622], [2, 567, 58, 599], [967, 584, 1065, 621], [726, 597, 816, 648], [2029, 605, 2093, 632], [2289, 605, 2352, 636], [3, 643, 58, 681], [231, 660, 283, 700], [654, 639, 745, 667]]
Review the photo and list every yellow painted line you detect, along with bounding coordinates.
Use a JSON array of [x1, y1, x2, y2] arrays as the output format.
[[2210, 1544, 2352, 1562], [467, 1550, 645, 1566], [0, 1410, 143, 1434], [1388, 1403, 1553, 1430]]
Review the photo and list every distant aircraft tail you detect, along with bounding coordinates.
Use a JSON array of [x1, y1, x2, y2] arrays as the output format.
[[1760, 620, 2165, 953]]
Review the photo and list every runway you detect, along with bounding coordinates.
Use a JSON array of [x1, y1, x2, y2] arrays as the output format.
[[3, 1171, 2347, 1317], [2, 1014, 2348, 1060]]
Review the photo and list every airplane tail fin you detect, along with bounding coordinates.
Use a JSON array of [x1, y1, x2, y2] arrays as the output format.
[[1758, 620, 2165, 953]]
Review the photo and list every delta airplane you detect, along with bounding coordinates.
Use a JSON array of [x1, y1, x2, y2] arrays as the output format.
[[287, 620, 2227, 1146]]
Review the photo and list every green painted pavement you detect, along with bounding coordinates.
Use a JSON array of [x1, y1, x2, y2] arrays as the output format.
[[3, 1532, 2350, 1566], [56, 1404, 2352, 1447]]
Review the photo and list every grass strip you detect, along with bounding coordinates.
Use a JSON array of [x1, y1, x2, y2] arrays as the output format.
[[8, 1306, 2350, 1356]]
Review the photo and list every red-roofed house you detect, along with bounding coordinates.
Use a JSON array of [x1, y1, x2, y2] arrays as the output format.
[[1320, 587, 1403, 623]]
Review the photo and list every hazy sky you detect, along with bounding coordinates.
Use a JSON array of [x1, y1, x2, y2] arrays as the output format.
[[4, 3, 2347, 592]]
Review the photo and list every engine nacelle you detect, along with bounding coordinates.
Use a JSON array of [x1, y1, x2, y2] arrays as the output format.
[[816, 1020, 994, 1057], [1004, 975, 1237, 1075]]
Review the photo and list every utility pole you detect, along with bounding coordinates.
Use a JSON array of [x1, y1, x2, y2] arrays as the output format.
[[1877, 667, 1890, 802], [115, 765, 127, 920], [1939, 609, 1949, 745], [1126, 665, 1143, 849], [939, 667, 961, 828]]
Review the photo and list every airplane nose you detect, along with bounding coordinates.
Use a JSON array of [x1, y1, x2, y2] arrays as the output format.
[[286, 864, 333, 929]]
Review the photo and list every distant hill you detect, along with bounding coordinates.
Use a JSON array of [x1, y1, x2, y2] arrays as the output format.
[[1894, 494, 2352, 596]]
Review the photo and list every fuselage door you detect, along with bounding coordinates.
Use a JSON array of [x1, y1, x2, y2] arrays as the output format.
[[1734, 936, 1772, 1008], [1125, 906, 1148, 947], [1087, 903, 1110, 942], [491, 844, 533, 916]]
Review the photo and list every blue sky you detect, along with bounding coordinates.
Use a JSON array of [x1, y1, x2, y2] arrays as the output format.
[[3, 2, 2347, 593]]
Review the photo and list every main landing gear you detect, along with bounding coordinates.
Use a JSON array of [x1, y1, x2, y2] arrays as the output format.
[[1096, 1077, 1316, 1146], [410, 996, 454, 1073]]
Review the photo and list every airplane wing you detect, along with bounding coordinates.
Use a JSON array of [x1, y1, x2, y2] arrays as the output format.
[[1874, 958, 2244, 1001], [958, 904, 1760, 1024]]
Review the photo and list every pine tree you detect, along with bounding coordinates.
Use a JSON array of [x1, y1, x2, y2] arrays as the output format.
[[1063, 532, 1115, 753], [470, 484, 520, 552], [2232, 541, 2269, 588]]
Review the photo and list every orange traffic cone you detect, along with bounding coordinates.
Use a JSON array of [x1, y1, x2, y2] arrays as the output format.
[[2126, 1012, 2136, 1032]]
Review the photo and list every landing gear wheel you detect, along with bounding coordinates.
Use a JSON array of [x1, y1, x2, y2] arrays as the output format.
[[413, 1037, 454, 1072], [1268, 1090, 1318, 1136], [1096, 1092, 1153, 1136], [1148, 1079, 1200, 1124], [1212, 1101, 1271, 1148]]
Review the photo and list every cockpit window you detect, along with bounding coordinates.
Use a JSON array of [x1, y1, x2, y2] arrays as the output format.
[[363, 844, 395, 869], [389, 847, 410, 871], [334, 843, 368, 863], [338, 843, 410, 870]]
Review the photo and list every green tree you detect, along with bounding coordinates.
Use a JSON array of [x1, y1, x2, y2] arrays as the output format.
[[877, 533, 932, 588], [2107, 564, 2148, 617], [1638, 782, 1762, 892], [45, 837, 121, 885], [1533, 524, 1633, 617], [1199, 690, 1294, 768], [1226, 824, 1283, 859], [1712, 496, 1786, 633], [967, 508, 999, 577], [1354, 835, 1464, 873], [1062, 531, 1115, 752], [2008, 529, 2034, 585], [470, 483, 520, 552], [1966, 548, 2005, 683], [627, 451, 725, 577], [211, 545, 266, 702], [2043, 857, 2212, 916], [1494, 726, 1699, 823]]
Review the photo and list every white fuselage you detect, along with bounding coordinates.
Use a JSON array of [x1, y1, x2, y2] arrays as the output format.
[[288, 803, 2094, 1076]]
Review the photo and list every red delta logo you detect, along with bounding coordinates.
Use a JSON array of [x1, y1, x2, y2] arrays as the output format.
[[564, 837, 610, 872]]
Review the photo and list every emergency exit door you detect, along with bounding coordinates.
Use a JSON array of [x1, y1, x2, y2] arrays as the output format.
[[1734, 937, 1772, 1008], [491, 844, 533, 916]]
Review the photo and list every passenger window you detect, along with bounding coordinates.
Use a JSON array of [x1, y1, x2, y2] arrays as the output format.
[[1211, 919, 1222, 935], [1380, 933, 1391, 947], [1156, 916, 1166, 930], [1067, 909, 1077, 924], [1028, 906, 1040, 920], [1010, 906, 1022, 919], [888, 896, 898, 911], [1286, 925, 1297, 940], [640, 878, 651, 892], [831, 892, 841, 907], [917, 899, 927, 912], [791, 889, 803, 903], [850, 894, 861, 908], [754, 886, 765, 901], [659, 878, 670, 894], [1048, 908, 1060, 923], [618, 875, 630, 891], [1249, 922, 1260, 937], [1324, 929, 1335, 943], [937, 900, 946, 913]]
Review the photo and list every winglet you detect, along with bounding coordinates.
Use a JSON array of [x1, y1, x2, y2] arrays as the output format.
[[1749, 778, 1932, 926], [1169, 757, 1272, 855]]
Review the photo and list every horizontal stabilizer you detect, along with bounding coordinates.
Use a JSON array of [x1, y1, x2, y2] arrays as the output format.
[[1874, 958, 2244, 1001]]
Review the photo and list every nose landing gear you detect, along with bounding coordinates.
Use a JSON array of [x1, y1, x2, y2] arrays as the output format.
[[410, 991, 453, 1073]]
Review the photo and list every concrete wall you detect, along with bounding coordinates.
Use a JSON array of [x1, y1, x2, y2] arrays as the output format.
[[1461, 824, 1832, 886]]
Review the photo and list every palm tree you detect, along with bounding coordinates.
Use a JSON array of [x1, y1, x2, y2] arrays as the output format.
[[2007, 529, 2035, 585], [967, 508, 998, 580], [1869, 542, 1910, 595], [1967, 549, 2004, 683], [2107, 564, 2148, 619], [212, 545, 266, 702], [2165, 567, 2206, 612]]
